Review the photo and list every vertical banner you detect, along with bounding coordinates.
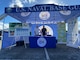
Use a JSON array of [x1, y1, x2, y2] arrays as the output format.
[[67, 18, 78, 48], [57, 22, 66, 43]]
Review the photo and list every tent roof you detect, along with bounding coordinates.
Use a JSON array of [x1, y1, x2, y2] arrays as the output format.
[[5, 4, 80, 23]]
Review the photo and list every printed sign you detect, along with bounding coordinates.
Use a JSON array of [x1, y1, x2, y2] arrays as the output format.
[[57, 22, 66, 43], [15, 28, 30, 36], [9, 23, 30, 37], [9, 23, 22, 37]]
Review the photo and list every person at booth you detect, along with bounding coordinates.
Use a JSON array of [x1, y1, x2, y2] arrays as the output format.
[[34, 26, 40, 36], [41, 25, 47, 36]]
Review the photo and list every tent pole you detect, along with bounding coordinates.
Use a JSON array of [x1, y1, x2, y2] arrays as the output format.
[[1, 17, 5, 50]]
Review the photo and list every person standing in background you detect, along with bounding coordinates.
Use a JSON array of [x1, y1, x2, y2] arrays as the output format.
[[41, 25, 47, 36], [34, 26, 40, 36]]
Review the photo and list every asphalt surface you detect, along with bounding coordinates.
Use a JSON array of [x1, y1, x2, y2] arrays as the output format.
[[0, 44, 80, 60]]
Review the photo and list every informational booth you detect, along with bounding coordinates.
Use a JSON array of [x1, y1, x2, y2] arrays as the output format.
[[2, 4, 80, 48]]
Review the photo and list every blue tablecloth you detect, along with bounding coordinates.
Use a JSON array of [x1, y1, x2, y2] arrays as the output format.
[[29, 36, 57, 48]]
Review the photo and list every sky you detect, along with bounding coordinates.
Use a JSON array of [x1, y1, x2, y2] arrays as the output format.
[[0, 0, 80, 30]]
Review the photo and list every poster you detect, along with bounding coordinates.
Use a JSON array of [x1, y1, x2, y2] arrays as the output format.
[[9, 23, 31, 37], [9, 23, 22, 37], [57, 22, 66, 43], [15, 28, 30, 36]]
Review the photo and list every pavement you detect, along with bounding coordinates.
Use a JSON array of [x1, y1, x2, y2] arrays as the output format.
[[0, 44, 80, 60]]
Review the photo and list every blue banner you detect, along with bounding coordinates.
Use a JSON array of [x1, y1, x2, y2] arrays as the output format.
[[5, 4, 80, 13], [29, 36, 57, 48]]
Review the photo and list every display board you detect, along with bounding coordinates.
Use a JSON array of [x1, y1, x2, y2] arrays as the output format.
[[9, 23, 31, 37], [67, 18, 78, 48], [57, 22, 66, 43], [15, 28, 30, 36]]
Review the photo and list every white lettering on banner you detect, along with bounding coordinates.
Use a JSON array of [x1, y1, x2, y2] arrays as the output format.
[[5, 4, 80, 13], [37, 37, 47, 47]]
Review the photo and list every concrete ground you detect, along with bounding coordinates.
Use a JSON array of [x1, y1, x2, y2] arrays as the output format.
[[0, 44, 80, 60]]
